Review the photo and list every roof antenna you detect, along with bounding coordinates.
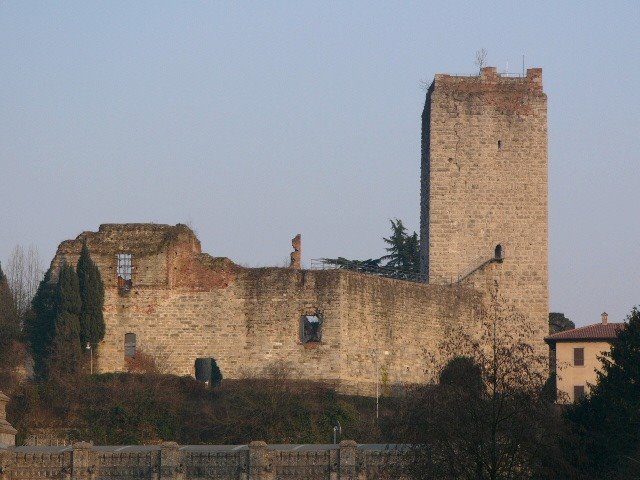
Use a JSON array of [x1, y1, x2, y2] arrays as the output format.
[[522, 54, 525, 76]]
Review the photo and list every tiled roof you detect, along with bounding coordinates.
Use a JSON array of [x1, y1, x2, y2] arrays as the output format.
[[545, 322, 626, 343]]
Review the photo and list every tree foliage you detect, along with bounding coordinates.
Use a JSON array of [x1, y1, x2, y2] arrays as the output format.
[[549, 312, 575, 334], [77, 243, 105, 348], [26, 267, 58, 379], [0, 262, 22, 385], [8, 370, 373, 446], [324, 218, 420, 274], [401, 292, 569, 479], [564, 307, 640, 479], [6, 244, 43, 319], [49, 263, 82, 376], [381, 219, 420, 272]]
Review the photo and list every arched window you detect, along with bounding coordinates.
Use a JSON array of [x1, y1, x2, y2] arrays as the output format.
[[494, 244, 504, 261], [124, 333, 136, 358]]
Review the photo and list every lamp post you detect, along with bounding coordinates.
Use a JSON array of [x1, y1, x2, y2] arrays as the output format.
[[371, 350, 390, 420], [85, 343, 93, 375], [333, 420, 342, 444]]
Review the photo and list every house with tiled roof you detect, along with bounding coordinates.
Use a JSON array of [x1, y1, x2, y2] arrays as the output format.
[[545, 312, 625, 403]]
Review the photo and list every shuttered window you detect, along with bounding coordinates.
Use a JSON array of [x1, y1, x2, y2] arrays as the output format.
[[573, 347, 584, 366]]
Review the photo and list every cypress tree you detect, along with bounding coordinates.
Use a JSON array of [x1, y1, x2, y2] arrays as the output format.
[[26, 267, 57, 379], [0, 262, 20, 372], [77, 243, 105, 348], [50, 263, 82, 376]]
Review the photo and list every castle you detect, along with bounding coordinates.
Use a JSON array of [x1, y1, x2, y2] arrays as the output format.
[[49, 67, 548, 395]]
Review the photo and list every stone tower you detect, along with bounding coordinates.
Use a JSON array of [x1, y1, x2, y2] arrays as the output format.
[[420, 67, 548, 345]]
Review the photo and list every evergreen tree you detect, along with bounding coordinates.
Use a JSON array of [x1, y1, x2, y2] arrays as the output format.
[[381, 219, 420, 272], [77, 243, 105, 348], [321, 257, 382, 270], [50, 263, 83, 376], [26, 267, 58, 379], [565, 307, 640, 478], [0, 262, 21, 373], [404, 231, 420, 273]]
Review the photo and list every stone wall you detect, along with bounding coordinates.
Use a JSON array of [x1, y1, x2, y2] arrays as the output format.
[[0, 392, 16, 447], [0, 441, 408, 479], [51, 224, 483, 395], [420, 66, 549, 357], [45, 66, 549, 395]]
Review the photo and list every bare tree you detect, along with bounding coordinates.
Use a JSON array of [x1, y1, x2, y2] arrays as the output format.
[[7, 244, 44, 318], [401, 289, 571, 479], [475, 48, 488, 72]]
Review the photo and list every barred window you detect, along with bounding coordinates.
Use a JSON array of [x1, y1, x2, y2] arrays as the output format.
[[124, 333, 136, 358], [117, 253, 133, 291]]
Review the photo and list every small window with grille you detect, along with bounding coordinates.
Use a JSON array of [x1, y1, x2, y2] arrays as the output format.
[[117, 253, 133, 291], [301, 315, 322, 344], [124, 333, 136, 358]]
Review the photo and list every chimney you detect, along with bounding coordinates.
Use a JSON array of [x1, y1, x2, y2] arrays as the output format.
[[601, 312, 608, 325]]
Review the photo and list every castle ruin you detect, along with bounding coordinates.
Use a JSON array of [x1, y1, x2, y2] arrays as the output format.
[[48, 67, 548, 395]]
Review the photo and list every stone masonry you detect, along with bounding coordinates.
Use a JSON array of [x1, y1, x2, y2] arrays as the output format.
[[51, 224, 483, 395], [0, 392, 16, 447], [44, 66, 549, 394], [0, 441, 408, 479], [420, 66, 549, 357]]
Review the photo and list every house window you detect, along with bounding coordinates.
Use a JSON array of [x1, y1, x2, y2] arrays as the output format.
[[574, 385, 586, 401], [301, 315, 322, 344], [124, 333, 136, 358], [573, 347, 584, 366], [117, 253, 133, 291]]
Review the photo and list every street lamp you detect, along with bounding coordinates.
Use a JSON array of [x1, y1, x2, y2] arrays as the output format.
[[333, 420, 342, 444], [85, 343, 93, 375], [371, 349, 390, 420]]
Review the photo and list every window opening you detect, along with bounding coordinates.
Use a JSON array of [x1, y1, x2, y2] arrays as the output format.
[[573, 347, 584, 366], [301, 315, 322, 344], [498, 140, 502, 149], [117, 253, 133, 291], [494, 244, 504, 261], [124, 333, 136, 358], [573, 385, 586, 401]]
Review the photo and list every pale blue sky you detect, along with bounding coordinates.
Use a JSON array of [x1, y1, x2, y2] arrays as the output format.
[[1, 1, 638, 326]]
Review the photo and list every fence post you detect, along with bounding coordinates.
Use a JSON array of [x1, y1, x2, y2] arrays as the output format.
[[159, 442, 185, 479], [0, 447, 13, 480], [71, 442, 94, 480], [338, 440, 358, 480], [248, 441, 273, 480]]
